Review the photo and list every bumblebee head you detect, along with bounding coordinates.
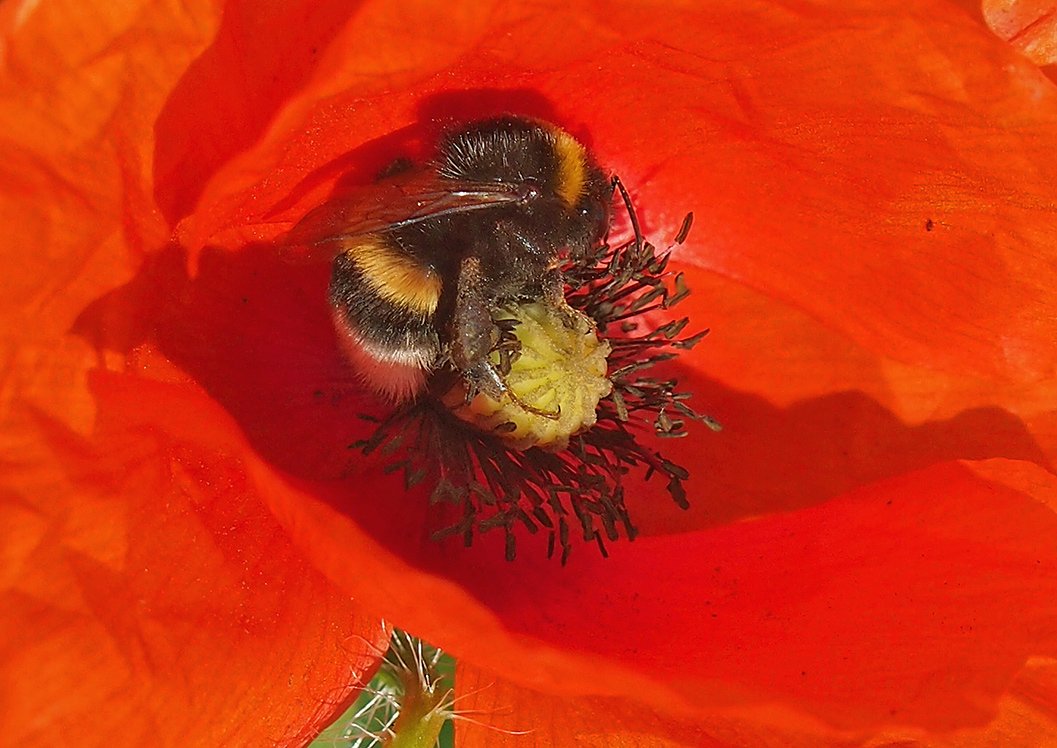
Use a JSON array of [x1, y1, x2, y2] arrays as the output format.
[[572, 166, 613, 251]]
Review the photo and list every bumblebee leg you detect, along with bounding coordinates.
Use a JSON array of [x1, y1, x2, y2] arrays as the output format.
[[452, 256, 561, 420], [542, 267, 589, 331], [451, 256, 506, 401]]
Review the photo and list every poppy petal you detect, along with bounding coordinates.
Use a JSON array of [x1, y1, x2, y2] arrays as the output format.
[[0, 370, 388, 745], [983, 0, 1057, 65], [453, 664, 730, 748], [630, 266, 1054, 535], [453, 659, 1057, 747], [0, 0, 388, 739], [268, 457, 1057, 733], [181, 1, 1057, 381], [130, 0, 1057, 737], [8, 0, 1057, 744], [869, 658, 1057, 746], [172, 0, 1057, 468]]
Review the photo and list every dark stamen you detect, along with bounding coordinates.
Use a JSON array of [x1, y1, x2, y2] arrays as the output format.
[[674, 212, 694, 245], [353, 209, 717, 562], [611, 175, 643, 253]]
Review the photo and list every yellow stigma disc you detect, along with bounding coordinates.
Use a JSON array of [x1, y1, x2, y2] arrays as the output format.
[[444, 303, 611, 451]]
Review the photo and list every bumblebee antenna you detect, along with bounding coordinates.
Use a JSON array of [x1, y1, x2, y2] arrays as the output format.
[[611, 175, 643, 253]]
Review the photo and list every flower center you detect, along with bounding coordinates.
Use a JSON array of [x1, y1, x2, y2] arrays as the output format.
[[442, 303, 612, 451]]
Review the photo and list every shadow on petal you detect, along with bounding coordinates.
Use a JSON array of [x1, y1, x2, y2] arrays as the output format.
[[643, 370, 1052, 534], [1, 373, 386, 746], [68, 234, 1057, 734], [439, 460, 1057, 732], [72, 241, 1051, 557], [74, 243, 377, 481]]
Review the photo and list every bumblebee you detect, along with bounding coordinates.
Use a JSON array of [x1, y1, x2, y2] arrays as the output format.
[[287, 116, 613, 406]]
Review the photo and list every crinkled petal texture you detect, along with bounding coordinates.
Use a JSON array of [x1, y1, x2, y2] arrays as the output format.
[[983, 0, 1057, 65], [3, 0, 1057, 746], [0, 1, 387, 746]]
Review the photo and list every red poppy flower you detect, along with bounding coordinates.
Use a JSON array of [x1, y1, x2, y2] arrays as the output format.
[[3, 0, 1057, 746]]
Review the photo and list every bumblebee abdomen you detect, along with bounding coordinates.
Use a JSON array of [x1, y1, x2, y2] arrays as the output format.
[[340, 236, 441, 314], [329, 236, 442, 400]]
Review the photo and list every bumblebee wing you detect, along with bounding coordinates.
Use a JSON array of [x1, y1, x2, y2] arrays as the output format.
[[281, 169, 532, 263]]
